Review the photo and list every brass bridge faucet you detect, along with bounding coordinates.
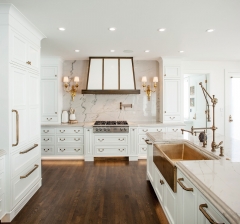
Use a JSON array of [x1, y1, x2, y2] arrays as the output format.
[[181, 82, 223, 152]]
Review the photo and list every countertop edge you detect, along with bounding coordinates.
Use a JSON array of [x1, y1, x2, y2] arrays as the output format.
[[176, 162, 240, 224]]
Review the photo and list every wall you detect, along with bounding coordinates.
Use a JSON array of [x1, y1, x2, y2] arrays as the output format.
[[182, 61, 240, 135], [62, 60, 159, 122]]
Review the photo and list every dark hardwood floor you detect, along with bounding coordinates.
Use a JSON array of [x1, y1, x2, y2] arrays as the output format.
[[11, 160, 168, 224]]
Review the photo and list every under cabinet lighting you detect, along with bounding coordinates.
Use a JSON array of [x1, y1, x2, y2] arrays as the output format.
[[59, 27, 65, 31], [142, 76, 158, 101]]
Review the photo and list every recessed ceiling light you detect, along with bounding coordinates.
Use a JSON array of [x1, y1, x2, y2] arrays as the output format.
[[145, 50, 150, 53], [75, 50, 80, 52], [110, 50, 115, 52], [158, 28, 166, 32], [123, 50, 133, 53], [206, 29, 215, 32], [109, 27, 116, 31], [179, 50, 184, 53], [59, 27, 65, 31]]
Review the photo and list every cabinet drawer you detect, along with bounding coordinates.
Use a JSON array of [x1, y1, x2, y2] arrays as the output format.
[[139, 145, 147, 154], [56, 146, 84, 155], [56, 128, 83, 135], [0, 157, 4, 174], [94, 136, 128, 144], [95, 146, 128, 155], [0, 194, 4, 220], [41, 128, 55, 135], [41, 116, 58, 122], [164, 115, 181, 122], [138, 127, 166, 134], [41, 146, 55, 155], [41, 135, 55, 144], [11, 142, 40, 178], [167, 127, 183, 133], [11, 159, 41, 208], [56, 136, 84, 144], [138, 135, 148, 144]]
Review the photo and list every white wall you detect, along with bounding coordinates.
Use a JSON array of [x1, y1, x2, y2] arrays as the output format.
[[62, 60, 159, 122], [182, 61, 240, 135]]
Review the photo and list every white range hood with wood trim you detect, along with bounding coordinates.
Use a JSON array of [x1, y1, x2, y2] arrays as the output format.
[[82, 57, 140, 94]]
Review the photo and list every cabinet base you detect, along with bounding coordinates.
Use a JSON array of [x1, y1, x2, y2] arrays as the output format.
[[2, 179, 42, 223]]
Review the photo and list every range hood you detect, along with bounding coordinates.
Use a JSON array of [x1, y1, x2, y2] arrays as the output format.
[[82, 57, 140, 94]]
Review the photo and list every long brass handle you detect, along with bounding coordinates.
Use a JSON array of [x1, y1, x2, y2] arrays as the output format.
[[60, 130, 65, 133], [20, 144, 38, 154], [43, 130, 49, 133], [47, 118, 52, 121], [160, 179, 164, 185], [20, 164, 38, 179], [60, 138, 65, 141], [44, 149, 49, 152], [142, 129, 148, 132], [229, 115, 233, 122], [118, 149, 124, 152], [98, 149, 104, 152], [145, 139, 152, 145], [193, 113, 197, 120], [177, 178, 193, 191], [74, 130, 80, 133], [199, 204, 223, 224], [118, 138, 124, 141], [12, 109, 19, 147], [60, 148, 65, 152]]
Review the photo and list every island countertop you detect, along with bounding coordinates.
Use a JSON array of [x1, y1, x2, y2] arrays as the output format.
[[146, 132, 240, 224]]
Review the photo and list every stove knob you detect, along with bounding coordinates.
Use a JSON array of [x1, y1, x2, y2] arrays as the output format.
[[104, 128, 106, 131], [124, 128, 127, 131], [120, 128, 123, 131], [99, 128, 102, 131], [96, 128, 98, 131], [108, 128, 110, 131]]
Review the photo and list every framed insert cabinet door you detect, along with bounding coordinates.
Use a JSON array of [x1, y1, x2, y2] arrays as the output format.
[[41, 66, 58, 79], [129, 128, 137, 155], [146, 141, 154, 184], [164, 67, 180, 79], [163, 79, 181, 115], [27, 43, 40, 71]]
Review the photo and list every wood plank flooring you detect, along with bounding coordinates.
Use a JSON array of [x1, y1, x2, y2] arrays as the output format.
[[10, 160, 169, 224]]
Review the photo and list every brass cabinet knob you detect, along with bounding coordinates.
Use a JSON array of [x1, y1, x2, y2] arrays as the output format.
[[26, 61, 31, 65], [160, 179, 164, 185]]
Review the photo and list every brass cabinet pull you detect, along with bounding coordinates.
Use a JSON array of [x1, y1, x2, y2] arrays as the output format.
[[193, 113, 197, 120], [164, 74, 166, 76], [118, 138, 124, 141], [157, 129, 162, 132], [60, 130, 65, 133], [20, 144, 38, 154], [229, 115, 233, 122], [164, 111, 166, 113], [98, 148, 104, 152], [199, 204, 223, 224], [118, 149, 124, 152], [43, 138, 49, 141], [177, 178, 193, 192], [98, 139, 104, 142], [55, 112, 57, 114], [132, 129, 135, 131], [145, 139, 152, 145], [60, 148, 65, 152], [20, 164, 38, 179], [43, 130, 49, 133], [142, 129, 148, 132], [74, 138, 80, 141], [26, 61, 31, 65], [47, 118, 52, 121], [74, 149, 80, 152], [44, 149, 49, 152], [172, 129, 178, 132], [60, 138, 65, 141], [74, 130, 80, 133], [170, 117, 175, 120], [12, 110, 19, 147], [142, 148, 147, 151], [160, 179, 164, 185]]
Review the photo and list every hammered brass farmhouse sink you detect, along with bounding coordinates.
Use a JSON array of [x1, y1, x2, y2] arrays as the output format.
[[153, 143, 214, 192]]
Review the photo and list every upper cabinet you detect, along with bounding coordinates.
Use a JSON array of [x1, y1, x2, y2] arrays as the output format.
[[164, 66, 181, 79], [10, 29, 40, 72], [41, 66, 58, 79]]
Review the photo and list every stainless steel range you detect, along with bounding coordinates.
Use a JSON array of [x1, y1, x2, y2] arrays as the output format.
[[93, 121, 129, 133]]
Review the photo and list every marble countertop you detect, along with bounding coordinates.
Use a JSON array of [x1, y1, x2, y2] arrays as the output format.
[[146, 132, 240, 224]]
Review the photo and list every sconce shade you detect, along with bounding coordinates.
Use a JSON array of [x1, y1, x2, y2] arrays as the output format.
[[74, 76, 80, 82], [153, 77, 158, 82], [142, 76, 147, 82], [63, 76, 69, 83]]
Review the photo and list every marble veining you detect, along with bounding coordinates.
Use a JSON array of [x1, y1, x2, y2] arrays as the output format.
[[62, 60, 160, 122], [146, 131, 240, 223]]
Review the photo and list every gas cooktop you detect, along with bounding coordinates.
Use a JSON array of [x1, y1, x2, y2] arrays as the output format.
[[93, 121, 129, 133]]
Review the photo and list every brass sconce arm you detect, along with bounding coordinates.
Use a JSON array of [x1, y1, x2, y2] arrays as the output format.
[[141, 76, 158, 101], [63, 76, 79, 101]]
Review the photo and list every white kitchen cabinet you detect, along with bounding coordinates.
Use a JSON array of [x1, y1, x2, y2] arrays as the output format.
[[167, 127, 183, 133], [154, 166, 165, 204], [129, 128, 138, 156], [84, 127, 93, 161], [146, 140, 154, 184], [41, 58, 63, 124], [164, 66, 180, 79], [0, 156, 5, 220]]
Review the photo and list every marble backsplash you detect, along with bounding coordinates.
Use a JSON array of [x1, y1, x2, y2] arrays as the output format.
[[62, 60, 160, 122]]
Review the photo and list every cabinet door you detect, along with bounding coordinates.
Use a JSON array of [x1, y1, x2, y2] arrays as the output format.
[[27, 43, 40, 71], [10, 30, 28, 67], [41, 79, 58, 118], [147, 142, 154, 184], [84, 128, 93, 156], [177, 170, 198, 224], [129, 128, 137, 155], [164, 79, 181, 115], [11, 66, 29, 149], [41, 66, 58, 79], [164, 67, 180, 78], [154, 165, 165, 204]]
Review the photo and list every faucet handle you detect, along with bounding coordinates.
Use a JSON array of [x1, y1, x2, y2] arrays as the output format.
[[219, 146, 224, 157]]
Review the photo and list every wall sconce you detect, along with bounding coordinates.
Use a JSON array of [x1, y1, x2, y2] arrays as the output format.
[[63, 76, 79, 101], [142, 76, 158, 101]]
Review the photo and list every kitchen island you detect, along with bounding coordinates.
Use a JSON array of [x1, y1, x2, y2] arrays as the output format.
[[146, 131, 240, 224]]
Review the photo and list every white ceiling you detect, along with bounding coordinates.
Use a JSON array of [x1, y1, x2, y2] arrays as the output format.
[[1, 0, 240, 61]]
